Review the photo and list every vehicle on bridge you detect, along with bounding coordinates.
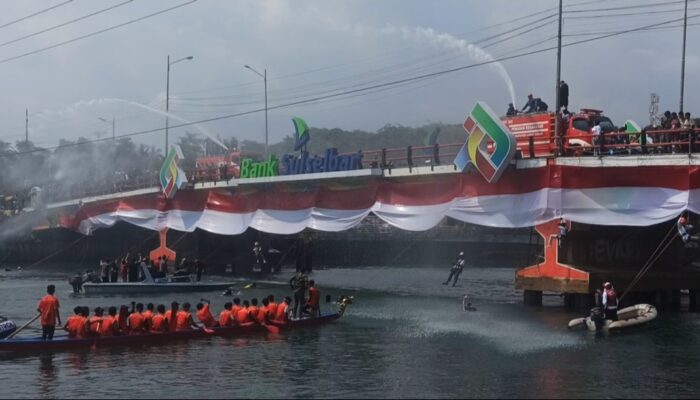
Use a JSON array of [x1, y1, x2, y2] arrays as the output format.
[[192, 150, 262, 182]]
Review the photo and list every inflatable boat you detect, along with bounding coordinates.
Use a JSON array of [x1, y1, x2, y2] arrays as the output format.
[[0, 317, 17, 339], [568, 304, 657, 331]]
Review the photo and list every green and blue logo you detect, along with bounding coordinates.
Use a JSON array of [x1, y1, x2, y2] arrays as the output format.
[[292, 116, 310, 151], [454, 102, 517, 183]]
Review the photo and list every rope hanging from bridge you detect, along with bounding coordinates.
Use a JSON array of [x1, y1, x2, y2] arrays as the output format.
[[619, 220, 679, 302]]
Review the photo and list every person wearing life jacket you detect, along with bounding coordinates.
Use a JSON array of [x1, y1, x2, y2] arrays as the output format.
[[37, 284, 62, 341], [602, 282, 618, 321], [118, 305, 130, 333], [235, 300, 252, 324], [128, 303, 146, 335], [196, 299, 218, 328], [151, 305, 168, 333], [256, 298, 270, 324], [266, 295, 278, 320], [142, 303, 155, 330], [63, 306, 88, 339], [219, 302, 233, 327], [165, 302, 180, 332], [101, 306, 119, 337], [176, 303, 199, 331], [305, 280, 321, 317], [248, 298, 260, 322], [87, 307, 105, 337], [230, 297, 242, 323], [274, 297, 291, 323]]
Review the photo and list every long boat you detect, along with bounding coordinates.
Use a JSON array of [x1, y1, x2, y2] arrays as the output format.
[[0, 297, 352, 353]]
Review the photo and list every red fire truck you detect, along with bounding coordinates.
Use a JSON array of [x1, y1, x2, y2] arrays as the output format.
[[502, 108, 617, 157]]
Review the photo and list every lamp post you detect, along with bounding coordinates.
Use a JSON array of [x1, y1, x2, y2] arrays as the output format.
[[166, 55, 194, 152], [244, 64, 268, 158], [98, 117, 115, 140]]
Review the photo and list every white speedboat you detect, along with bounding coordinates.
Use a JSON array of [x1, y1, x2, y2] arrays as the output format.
[[568, 304, 657, 332], [80, 265, 237, 295]]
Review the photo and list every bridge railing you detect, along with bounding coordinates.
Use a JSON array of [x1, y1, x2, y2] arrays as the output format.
[[562, 127, 700, 155]]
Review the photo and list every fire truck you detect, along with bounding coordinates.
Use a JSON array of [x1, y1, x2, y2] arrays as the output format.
[[193, 150, 262, 181], [502, 108, 617, 157]]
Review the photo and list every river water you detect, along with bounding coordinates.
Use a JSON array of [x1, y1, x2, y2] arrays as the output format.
[[1, 264, 700, 399]]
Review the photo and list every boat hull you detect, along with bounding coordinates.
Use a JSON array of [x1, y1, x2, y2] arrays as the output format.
[[82, 282, 236, 295], [0, 313, 340, 353], [568, 304, 657, 331]]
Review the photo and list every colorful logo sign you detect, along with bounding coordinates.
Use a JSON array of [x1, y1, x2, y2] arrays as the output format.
[[159, 145, 187, 199], [292, 117, 310, 151], [454, 102, 517, 183]]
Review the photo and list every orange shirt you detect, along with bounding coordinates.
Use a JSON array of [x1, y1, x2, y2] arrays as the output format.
[[248, 306, 258, 321], [176, 310, 192, 331], [37, 295, 60, 326], [142, 310, 154, 328], [128, 312, 145, 333], [267, 303, 277, 318], [256, 307, 267, 323], [100, 316, 117, 336], [275, 303, 288, 321], [219, 310, 232, 327], [231, 305, 241, 318], [165, 310, 178, 332], [88, 316, 103, 336], [308, 287, 320, 308], [235, 308, 251, 324], [65, 315, 87, 339], [196, 304, 216, 327], [151, 314, 166, 332]]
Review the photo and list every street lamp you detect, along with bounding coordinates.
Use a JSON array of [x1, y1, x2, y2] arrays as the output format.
[[244, 64, 268, 158], [98, 117, 115, 140], [166, 55, 194, 152]]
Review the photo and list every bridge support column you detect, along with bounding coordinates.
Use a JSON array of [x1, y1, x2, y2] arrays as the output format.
[[149, 228, 176, 264], [523, 290, 542, 306], [672, 289, 682, 310], [515, 220, 590, 295]]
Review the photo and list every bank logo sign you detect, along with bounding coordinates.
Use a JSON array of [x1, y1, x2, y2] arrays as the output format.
[[454, 102, 517, 183], [160, 145, 187, 199], [292, 116, 310, 151]]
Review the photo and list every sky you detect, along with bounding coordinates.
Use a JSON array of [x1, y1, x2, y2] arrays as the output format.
[[0, 0, 698, 153]]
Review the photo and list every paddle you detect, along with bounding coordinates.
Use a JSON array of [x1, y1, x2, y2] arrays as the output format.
[[5, 313, 41, 340], [244, 283, 256, 289], [261, 322, 279, 334]]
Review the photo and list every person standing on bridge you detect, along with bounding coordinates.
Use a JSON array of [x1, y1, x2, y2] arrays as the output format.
[[443, 251, 466, 287]]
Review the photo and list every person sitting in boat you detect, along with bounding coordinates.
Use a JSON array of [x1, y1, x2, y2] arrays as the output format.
[[443, 252, 466, 287], [176, 303, 200, 331], [101, 306, 119, 337], [266, 295, 278, 320], [151, 305, 168, 333], [231, 297, 242, 322], [118, 305, 130, 333], [274, 297, 291, 323], [87, 307, 105, 337], [196, 299, 218, 328], [677, 214, 699, 245], [64, 306, 88, 339], [602, 282, 618, 321], [235, 300, 252, 324], [257, 298, 270, 324], [219, 302, 233, 327], [142, 303, 155, 328], [165, 302, 179, 332], [304, 280, 321, 317], [248, 298, 260, 322], [128, 303, 147, 335]]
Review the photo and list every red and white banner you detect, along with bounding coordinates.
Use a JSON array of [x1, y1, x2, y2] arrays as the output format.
[[71, 164, 700, 235]]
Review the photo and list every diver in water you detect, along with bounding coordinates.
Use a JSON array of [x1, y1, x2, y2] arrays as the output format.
[[443, 251, 466, 287], [462, 294, 476, 312]]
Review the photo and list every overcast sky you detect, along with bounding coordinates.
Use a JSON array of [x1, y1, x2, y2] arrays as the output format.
[[1, 0, 698, 152]]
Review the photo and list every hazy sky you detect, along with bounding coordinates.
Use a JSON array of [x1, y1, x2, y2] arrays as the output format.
[[1, 0, 698, 152]]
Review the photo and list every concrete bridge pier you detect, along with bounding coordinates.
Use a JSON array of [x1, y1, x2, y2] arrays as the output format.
[[523, 290, 542, 306]]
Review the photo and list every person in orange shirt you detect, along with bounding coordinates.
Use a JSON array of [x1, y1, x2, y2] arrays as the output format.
[[230, 298, 242, 321], [87, 307, 104, 337], [37, 285, 61, 341], [118, 305, 130, 333], [266, 295, 277, 319], [141, 303, 155, 330], [176, 303, 199, 331], [164, 302, 179, 332], [248, 298, 259, 322], [63, 306, 88, 339], [235, 300, 252, 324], [219, 302, 233, 327], [128, 303, 146, 335], [256, 298, 270, 324], [151, 304, 167, 333], [274, 297, 291, 323], [101, 307, 119, 337], [196, 299, 217, 328], [305, 280, 321, 317]]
